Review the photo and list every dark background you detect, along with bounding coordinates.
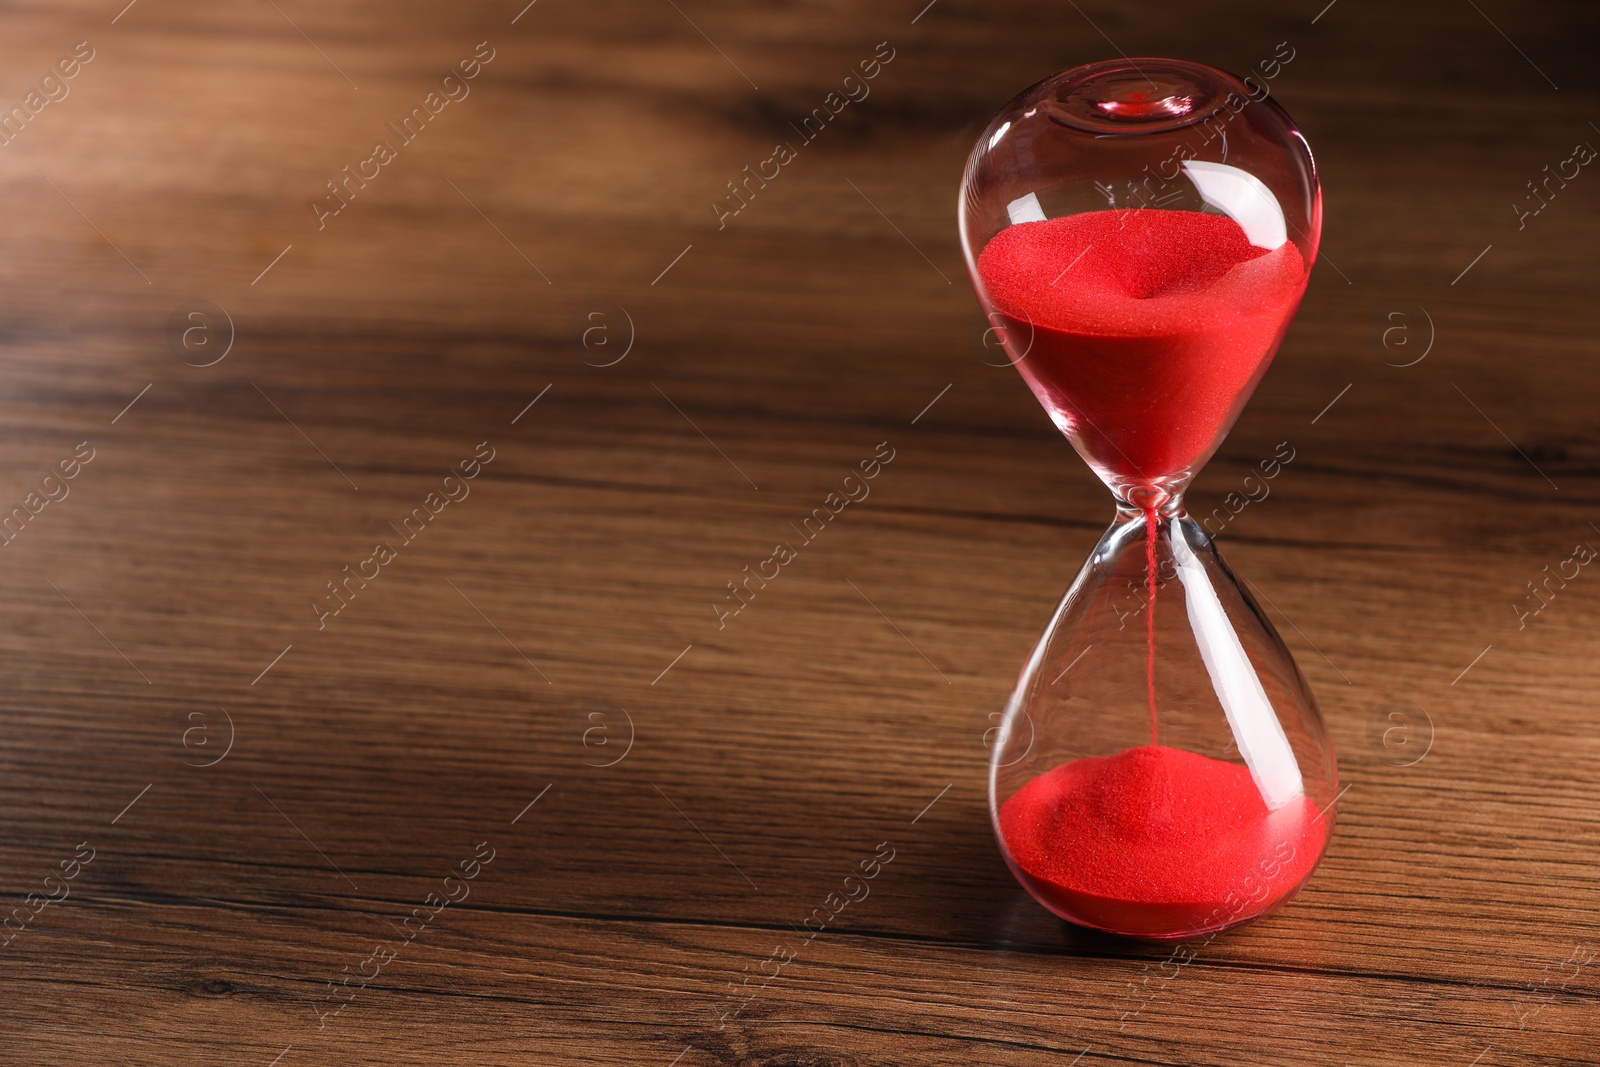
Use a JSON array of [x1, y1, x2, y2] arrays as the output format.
[[1, 1, 1597, 1064]]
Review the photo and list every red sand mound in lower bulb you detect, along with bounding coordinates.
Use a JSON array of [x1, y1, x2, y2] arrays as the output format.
[[976, 209, 1307, 483], [997, 746, 1326, 937]]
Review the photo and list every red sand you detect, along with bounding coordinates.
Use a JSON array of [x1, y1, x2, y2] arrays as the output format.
[[997, 746, 1326, 937], [1142, 506, 1159, 743], [976, 209, 1307, 483], [984, 211, 1318, 936]]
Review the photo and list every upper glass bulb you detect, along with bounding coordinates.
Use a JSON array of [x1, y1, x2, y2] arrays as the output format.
[[959, 58, 1321, 504]]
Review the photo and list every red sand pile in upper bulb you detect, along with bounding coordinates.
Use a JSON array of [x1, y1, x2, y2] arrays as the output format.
[[997, 745, 1326, 937], [975, 209, 1307, 483]]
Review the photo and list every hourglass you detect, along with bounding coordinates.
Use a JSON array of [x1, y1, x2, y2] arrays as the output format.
[[963, 59, 1337, 939]]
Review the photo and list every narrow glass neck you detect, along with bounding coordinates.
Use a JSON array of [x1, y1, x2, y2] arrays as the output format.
[[1112, 486, 1186, 520]]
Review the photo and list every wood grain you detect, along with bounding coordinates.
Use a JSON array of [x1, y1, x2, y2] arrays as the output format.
[[1, 0, 1598, 1064]]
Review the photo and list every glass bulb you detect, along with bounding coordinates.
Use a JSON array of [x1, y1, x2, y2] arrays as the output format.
[[960, 57, 1321, 503]]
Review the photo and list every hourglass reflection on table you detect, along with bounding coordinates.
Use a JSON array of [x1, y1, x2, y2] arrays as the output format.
[[962, 59, 1338, 939]]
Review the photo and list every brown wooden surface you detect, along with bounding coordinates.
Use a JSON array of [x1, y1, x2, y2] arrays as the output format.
[[1, 0, 1598, 1063]]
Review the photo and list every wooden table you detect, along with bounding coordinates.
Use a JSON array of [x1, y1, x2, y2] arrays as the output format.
[[2, 1, 1596, 1063]]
